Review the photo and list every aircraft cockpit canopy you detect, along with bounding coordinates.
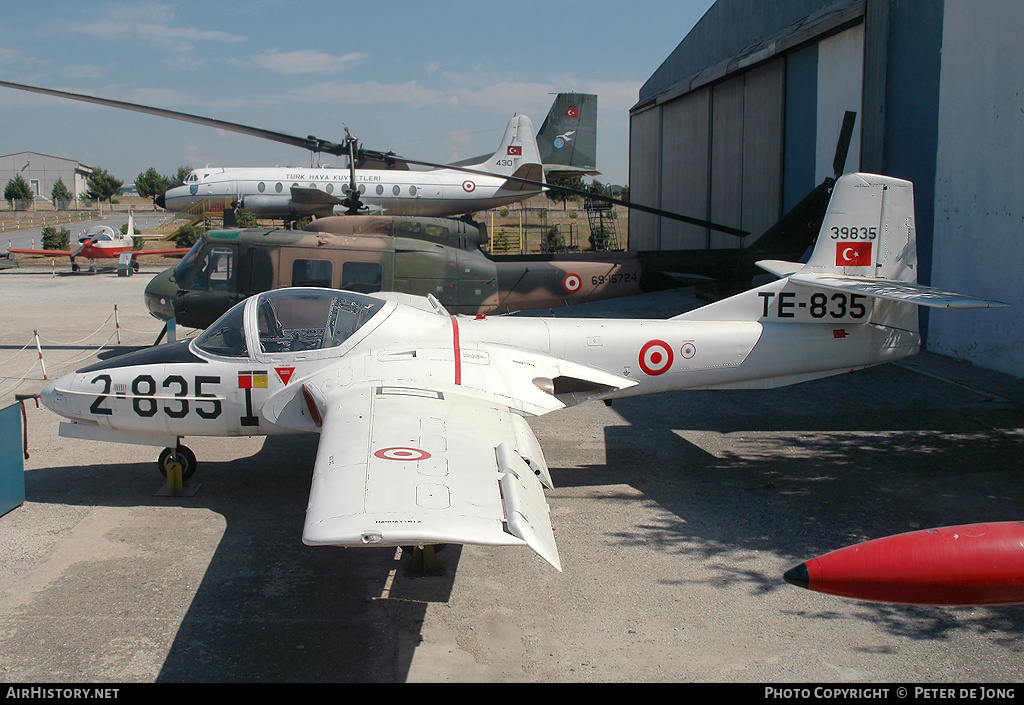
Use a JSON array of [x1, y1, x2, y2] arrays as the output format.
[[81, 225, 118, 242], [192, 288, 387, 359]]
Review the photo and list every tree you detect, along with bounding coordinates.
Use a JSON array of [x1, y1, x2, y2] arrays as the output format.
[[5, 174, 33, 207], [545, 174, 585, 208], [135, 167, 172, 200], [41, 226, 70, 250], [84, 167, 123, 202], [51, 178, 73, 209]]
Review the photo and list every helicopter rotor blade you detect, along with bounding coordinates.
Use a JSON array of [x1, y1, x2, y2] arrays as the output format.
[[0, 78, 747, 235], [366, 150, 749, 237], [0, 79, 348, 156], [833, 111, 857, 179]]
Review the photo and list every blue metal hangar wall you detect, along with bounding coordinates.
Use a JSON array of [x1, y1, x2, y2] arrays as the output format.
[[629, 0, 1023, 379]]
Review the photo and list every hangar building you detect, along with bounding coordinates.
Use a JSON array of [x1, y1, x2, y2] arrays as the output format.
[[629, 0, 1023, 378], [0, 151, 92, 205]]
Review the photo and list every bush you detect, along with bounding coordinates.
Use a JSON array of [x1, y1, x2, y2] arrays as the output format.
[[41, 226, 71, 251], [173, 224, 203, 248]]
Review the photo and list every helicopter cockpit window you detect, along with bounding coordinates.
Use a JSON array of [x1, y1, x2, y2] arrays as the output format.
[[194, 302, 248, 358], [256, 289, 385, 354], [190, 246, 235, 292], [173, 241, 203, 283]]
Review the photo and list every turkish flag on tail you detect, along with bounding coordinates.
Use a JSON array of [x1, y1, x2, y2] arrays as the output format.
[[835, 242, 873, 267]]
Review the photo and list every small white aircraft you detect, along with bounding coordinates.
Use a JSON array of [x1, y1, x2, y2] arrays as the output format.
[[158, 114, 545, 218], [38, 174, 1006, 571]]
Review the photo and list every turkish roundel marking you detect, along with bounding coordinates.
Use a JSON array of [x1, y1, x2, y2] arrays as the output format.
[[562, 273, 582, 293], [462, 180, 476, 193], [374, 447, 432, 462], [638, 340, 674, 376]]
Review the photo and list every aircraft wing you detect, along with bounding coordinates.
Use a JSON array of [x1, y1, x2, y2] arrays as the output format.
[[290, 186, 344, 206], [7, 248, 74, 257], [302, 383, 561, 570]]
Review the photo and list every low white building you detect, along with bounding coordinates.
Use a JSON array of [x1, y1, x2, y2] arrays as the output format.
[[1, 151, 92, 204]]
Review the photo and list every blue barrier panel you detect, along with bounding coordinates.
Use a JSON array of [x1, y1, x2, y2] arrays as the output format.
[[1, 402, 26, 517]]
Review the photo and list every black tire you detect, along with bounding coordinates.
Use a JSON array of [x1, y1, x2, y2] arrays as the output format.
[[158, 445, 197, 481]]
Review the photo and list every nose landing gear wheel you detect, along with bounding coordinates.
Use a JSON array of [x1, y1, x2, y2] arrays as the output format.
[[158, 445, 197, 481]]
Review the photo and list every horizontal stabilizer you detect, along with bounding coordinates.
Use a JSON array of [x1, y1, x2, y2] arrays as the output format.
[[789, 272, 1009, 309], [501, 163, 546, 192], [756, 259, 804, 279]]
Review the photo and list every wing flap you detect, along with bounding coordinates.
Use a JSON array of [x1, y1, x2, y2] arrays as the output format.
[[302, 384, 561, 570]]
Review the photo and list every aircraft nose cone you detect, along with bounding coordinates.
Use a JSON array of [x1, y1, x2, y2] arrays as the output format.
[[783, 563, 810, 589], [144, 267, 178, 321], [155, 191, 166, 209], [39, 374, 75, 419]]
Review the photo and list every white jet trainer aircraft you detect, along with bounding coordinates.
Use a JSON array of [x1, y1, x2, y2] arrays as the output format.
[[40, 174, 1006, 571]]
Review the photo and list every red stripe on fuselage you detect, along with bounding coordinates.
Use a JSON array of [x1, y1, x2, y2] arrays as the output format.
[[451, 316, 462, 385]]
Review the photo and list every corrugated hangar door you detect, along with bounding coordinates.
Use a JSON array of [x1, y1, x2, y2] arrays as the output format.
[[628, 104, 661, 250], [660, 87, 710, 250], [739, 60, 785, 247], [630, 60, 785, 252]]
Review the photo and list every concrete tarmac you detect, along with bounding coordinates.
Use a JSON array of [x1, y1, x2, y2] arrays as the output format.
[[0, 264, 1022, 683]]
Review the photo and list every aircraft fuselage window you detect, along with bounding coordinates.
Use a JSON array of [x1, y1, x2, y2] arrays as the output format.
[[409, 185, 417, 196], [258, 182, 266, 193], [376, 184, 384, 195], [341, 262, 383, 294], [291, 258, 333, 288], [326, 183, 334, 194], [393, 185, 401, 196], [275, 182, 283, 193]]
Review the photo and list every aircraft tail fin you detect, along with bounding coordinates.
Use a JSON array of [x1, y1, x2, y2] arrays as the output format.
[[536, 93, 598, 178], [469, 114, 543, 179], [680, 173, 1007, 327]]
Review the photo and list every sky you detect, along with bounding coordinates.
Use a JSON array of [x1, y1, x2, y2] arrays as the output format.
[[0, 1, 714, 189]]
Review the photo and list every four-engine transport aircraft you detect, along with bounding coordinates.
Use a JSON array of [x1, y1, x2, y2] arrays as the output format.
[[37, 174, 1007, 571], [6, 212, 191, 272]]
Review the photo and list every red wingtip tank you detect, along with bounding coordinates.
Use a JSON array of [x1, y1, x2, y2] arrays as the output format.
[[784, 522, 1024, 606]]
